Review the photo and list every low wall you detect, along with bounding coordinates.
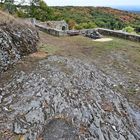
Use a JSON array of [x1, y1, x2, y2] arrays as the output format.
[[35, 20, 140, 42], [79, 28, 140, 42], [35, 24, 67, 37], [97, 28, 140, 42]]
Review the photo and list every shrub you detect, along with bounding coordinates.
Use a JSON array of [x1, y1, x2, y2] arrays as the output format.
[[75, 22, 97, 30], [123, 26, 135, 33]]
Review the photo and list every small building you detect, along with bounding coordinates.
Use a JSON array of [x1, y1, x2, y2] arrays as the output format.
[[46, 20, 69, 31]]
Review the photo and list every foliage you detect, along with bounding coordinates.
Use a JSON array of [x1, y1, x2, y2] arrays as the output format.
[[0, 3, 140, 32], [28, 0, 53, 21], [91, 11, 125, 29], [135, 25, 140, 33], [52, 7, 140, 31], [2, 0, 17, 14], [0, 0, 54, 21], [123, 26, 135, 33], [16, 9, 27, 17], [75, 22, 97, 29], [68, 19, 76, 29]]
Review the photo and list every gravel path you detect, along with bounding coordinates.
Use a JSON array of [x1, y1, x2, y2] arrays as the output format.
[[0, 56, 140, 140]]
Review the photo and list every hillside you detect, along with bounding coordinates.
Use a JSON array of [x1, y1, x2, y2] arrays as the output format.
[[1, 3, 139, 31], [1, 31, 140, 140], [0, 11, 39, 72], [0, 11, 140, 140], [52, 6, 140, 31]]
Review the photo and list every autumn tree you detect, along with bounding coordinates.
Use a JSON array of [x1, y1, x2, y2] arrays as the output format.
[[68, 19, 76, 30]]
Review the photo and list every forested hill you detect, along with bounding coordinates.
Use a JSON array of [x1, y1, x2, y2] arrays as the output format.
[[0, 2, 140, 32], [52, 6, 140, 31]]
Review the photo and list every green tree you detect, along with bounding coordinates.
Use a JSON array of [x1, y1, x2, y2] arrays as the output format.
[[75, 22, 97, 30], [3, 0, 16, 14], [29, 0, 39, 18], [29, 0, 53, 21], [16, 8, 27, 18]]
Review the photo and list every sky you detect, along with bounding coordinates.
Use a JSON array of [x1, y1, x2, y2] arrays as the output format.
[[45, 0, 140, 6]]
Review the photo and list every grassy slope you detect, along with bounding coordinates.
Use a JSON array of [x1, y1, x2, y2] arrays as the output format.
[[0, 11, 15, 23], [39, 32, 140, 64]]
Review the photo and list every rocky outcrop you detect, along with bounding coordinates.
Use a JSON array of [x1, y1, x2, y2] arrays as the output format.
[[0, 56, 140, 140], [0, 12, 39, 72]]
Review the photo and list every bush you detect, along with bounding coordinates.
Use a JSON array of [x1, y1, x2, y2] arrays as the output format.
[[68, 19, 76, 30], [75, 22, 97, 30], [16, 9, 27, 18], [123, 26, 135, 33]]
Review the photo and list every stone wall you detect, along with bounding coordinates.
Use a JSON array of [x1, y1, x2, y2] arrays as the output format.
[[97, 28, 140, 42], [80, 28, 140, 42], [35, 19, 140, 42], [35, 24, 67, 37], [46, 20, 69, 31]]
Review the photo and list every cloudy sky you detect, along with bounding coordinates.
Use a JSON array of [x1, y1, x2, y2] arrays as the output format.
[[45, 0, 140, 6]]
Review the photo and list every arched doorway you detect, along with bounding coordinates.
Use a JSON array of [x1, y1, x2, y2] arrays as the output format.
[[62, 26, 66, 31]]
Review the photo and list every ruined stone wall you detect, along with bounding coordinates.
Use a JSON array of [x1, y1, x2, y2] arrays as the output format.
[[80, 28, 140, 42], [97, 28, 140, 42], [35, 19, 140, 42], [35, 24, 67, 37], [46, 20, 69, 31], [0, 12, 39, 73]]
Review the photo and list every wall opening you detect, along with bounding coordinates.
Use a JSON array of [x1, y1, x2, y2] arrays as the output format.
[[62, 26, 66, 31]]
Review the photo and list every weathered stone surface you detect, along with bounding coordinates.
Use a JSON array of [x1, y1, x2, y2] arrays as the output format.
[[35, 23, 67, 37], [0, 13, 39, 72], [42, 118, 79, 140], [0, 56, 140, 140]]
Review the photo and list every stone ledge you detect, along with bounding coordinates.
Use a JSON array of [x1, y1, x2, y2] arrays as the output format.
[[97, 28, 140, 42]]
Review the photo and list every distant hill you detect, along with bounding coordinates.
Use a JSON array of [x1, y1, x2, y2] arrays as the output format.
[[52, 6, 140, 31], [112, 6, 140, 12], [130, 11, 140, 14], [112, 6, 140, 14]]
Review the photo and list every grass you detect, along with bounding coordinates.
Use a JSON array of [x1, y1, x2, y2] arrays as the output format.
[[0, 11, 15, 24], [39, 44, 61, 55], [39, 32, 140, 65], [0, 10, 36, 31]]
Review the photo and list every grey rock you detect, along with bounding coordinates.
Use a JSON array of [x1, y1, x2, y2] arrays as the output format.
[[0, 95, 2, 103], [25, 108, 44, 123], [0, 56, 140, 140], [3, 106, 9, 111], [43, 118, 79, 140], [0, 20, 39, 73], [13, 122, 27, 134], [36, 92, 42, 97]]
